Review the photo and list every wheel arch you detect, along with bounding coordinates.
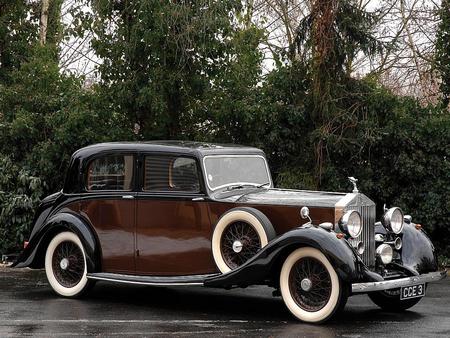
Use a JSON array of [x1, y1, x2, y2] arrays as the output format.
[[212, 206, 276, 273], [19, 212, 101, 273], [204, 226, 359, 288]]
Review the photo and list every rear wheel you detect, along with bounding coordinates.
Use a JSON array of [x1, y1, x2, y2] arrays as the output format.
[[368, 288, 424, 311], [45, 231, 93, 298], [279, 247, 347, 323]]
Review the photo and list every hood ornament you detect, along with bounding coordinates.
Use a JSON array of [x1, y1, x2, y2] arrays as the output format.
[[348, 177, 359, 193]]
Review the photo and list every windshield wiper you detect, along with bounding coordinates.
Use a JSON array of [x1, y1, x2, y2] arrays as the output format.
[[256, 182, 270, 188], [225, 184, 246, 191], [234, 183, 271, 202]]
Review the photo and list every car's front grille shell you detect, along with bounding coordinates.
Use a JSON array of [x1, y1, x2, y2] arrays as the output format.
[[344, 195, 376, 269]]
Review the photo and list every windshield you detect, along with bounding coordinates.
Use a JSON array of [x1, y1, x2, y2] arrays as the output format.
[[203, 155, 271, 190]]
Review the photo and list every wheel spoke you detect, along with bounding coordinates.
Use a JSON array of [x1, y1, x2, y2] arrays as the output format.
[[220, 222, 261, 269], [52, 240, 85, 288], [288, 257, 332, 312]]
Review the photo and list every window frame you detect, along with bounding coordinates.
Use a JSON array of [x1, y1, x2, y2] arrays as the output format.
[[83, 152, 137, 193], [138, 152, 206, 196]]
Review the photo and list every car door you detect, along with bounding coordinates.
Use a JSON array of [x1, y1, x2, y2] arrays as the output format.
[[135, 153, 217, 275], [79, 153, 137, 274]]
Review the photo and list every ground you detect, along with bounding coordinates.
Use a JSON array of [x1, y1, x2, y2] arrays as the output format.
[[0, 266, 449, 337]]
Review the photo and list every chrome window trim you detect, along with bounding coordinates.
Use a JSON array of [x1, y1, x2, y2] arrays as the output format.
[[202, 154, 272, 191]]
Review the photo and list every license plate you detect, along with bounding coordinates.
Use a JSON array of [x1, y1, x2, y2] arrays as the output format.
[[400, 283, 425, 300]]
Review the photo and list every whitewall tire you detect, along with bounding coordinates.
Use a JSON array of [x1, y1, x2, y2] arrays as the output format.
[[45, 231, 90, 298], [212, 208, 275, 274], [280, 247, 343, 323]]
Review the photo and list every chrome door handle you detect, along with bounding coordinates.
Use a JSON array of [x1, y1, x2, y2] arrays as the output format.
[[192, 197, 204, 201], [122, 195, 134, 199]]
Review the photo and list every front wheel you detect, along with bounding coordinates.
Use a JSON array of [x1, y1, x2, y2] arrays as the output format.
[[45, 231, 94, 298], [279, 247, 347, 323], [368, 288, 424, 311]]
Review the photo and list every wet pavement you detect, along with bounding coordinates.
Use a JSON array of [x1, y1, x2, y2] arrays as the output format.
[[0, 266, 449, 337]]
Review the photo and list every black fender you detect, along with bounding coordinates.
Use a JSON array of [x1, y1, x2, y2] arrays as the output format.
[[400, 222, 438, 275], [12, 212, 101, 273], [374, 221, 438, 276], [204, 225, 360, 288]]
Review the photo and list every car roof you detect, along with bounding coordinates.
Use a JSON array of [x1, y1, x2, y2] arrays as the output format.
[[72, 141, 265, 160]]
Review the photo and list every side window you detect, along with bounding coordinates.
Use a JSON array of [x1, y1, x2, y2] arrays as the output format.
[[143, 155, 200, 193], [86, 155, 134, 191]]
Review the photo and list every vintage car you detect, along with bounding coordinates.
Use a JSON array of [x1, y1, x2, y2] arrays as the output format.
[[13, 141, 446, 323]]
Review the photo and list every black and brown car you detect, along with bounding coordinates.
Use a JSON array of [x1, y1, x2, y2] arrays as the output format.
[[13, 141, 446, 323]]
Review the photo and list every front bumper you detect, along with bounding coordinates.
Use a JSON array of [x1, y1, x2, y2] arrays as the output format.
[[352, 270, 447, 293]]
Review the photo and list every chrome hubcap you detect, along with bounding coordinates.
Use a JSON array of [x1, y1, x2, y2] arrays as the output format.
[[300, 278, 312, 292], [60, 258, 69, 270], [232, 240, 243, 253]]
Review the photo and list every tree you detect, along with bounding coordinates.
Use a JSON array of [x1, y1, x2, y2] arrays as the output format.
[[436, 0, 450, 107], [294, 0, 383, 184], [0, 1, 39, 83], [89, 0, 256, 139]]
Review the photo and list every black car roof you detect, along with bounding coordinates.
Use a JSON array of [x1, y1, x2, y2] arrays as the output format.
[[72, 141, 265, 160]]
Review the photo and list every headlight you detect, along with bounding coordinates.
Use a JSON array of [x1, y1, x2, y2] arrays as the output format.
[[382, 207, 404, 234], [339, 210, 362, 238], [376, 244, 393, 264]]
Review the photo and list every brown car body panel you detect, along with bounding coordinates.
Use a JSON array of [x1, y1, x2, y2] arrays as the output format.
[[135, 198, 217, 275], [78, 198, 136, 274], [71, 195, 336, 276]]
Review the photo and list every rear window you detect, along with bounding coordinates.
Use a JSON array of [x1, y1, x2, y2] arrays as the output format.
[[86, 155, 134, 191], [143, 155, 200, 192]]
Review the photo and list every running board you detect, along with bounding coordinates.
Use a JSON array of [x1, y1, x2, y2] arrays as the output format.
[[87, 272, 219, 286]]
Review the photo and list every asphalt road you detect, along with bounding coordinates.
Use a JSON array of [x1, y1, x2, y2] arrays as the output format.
[[0, 266, 449, 337]]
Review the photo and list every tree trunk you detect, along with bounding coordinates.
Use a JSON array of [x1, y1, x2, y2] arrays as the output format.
[[39, 0, 50, 45]]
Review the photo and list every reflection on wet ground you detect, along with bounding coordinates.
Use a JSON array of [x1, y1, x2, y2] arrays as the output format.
[[0, 266, 448, 337]]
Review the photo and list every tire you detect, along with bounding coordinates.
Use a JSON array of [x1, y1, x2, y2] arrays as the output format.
[[45, 231, 93, 298], [212, 207, 276, 274], [368, 287, 424, 311], [279, 247, 347, 323]]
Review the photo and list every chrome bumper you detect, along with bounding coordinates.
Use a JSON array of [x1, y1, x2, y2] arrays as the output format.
[[352, 270, 447, 293]]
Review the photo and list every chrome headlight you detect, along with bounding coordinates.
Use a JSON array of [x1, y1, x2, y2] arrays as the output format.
[[382, 207, 404, 234], [339, 210, 362, 238], [376, 244, 393, 264]]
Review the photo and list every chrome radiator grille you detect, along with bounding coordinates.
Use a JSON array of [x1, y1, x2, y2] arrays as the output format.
[[345, 198, 376, 268]]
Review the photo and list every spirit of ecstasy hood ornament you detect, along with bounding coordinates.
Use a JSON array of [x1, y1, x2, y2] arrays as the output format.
[[348, 177, 359, 193]]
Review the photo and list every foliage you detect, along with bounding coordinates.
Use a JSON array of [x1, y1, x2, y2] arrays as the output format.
[[294, 0, 384, 184], [0, 0, 448, 259], [0, 0, 40, 83], [0, 45, 133, 189], [87, 0, 259, 140], [435, 0, 450, 107], [0, 155, 45, 254]]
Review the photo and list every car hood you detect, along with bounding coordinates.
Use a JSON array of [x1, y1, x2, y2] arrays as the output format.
[[212, 188, 349, 208]]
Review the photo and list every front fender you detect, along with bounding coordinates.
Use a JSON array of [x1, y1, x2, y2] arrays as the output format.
[[204, 226, 360, 288], [400, 222, 438, 275], [12, 212, 101, 273]]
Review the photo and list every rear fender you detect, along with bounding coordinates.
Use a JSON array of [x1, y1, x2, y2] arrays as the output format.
[[204, 226, 360, 288], [12, 212, 101, 273]]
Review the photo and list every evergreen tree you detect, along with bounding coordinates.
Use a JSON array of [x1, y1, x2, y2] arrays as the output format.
[[294, 0, 383, 184], [436, 0, 450, 107], [89, 0, 259, 139], [0, 1, 39, 83]]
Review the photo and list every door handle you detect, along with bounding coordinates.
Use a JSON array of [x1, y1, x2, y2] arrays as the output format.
[[192, 197, 204, 201], [122, 195, 134, 199]]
